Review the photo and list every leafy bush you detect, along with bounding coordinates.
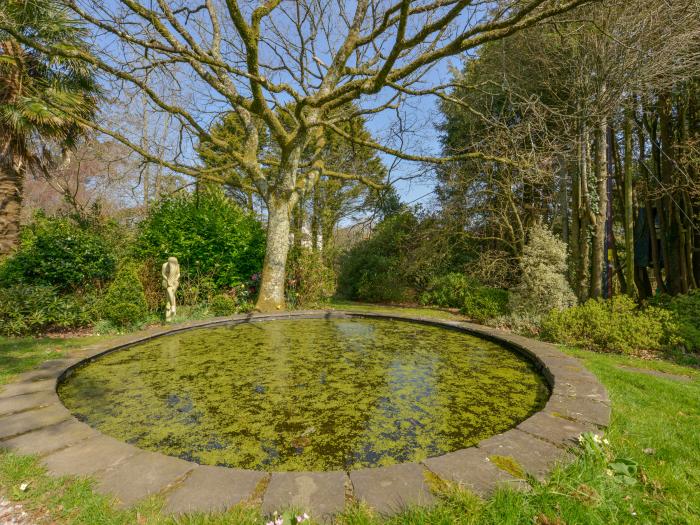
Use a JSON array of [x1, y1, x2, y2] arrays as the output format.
[[338, 212, 417, 302], [509, 223, 576, 317], [354, 254, 413, 303], [461, 287, 509, 323], [100, 263, 149, 328], [651, 291, 700, 352], [419, 273, 472, 308], [287, 249, 336, 308], [541, 296, 679, 354], [134, 189, 265, 289], [209, 294, 237, 316], [339, 211, 456, 303], [176, 272, 219, 307], [0, 213, 117, 291], [0, 285, 94, 336], [418, 273, 508, 322], [338, 210, 481, 303]]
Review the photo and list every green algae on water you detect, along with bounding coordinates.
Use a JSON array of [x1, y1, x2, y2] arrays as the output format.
[[58, 318, 549, 471]]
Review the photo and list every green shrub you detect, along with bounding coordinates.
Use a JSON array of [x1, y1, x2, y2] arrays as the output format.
[[177, 272, 219, 307], [209, 294, 237, 316], [287, 249, 337, 308], [354, 255, 412, 303], [337, 211, 463, 303], [134, 189, 265, 289], [651, 291, 700, 352], [0, 285, 94, 336], [461, 287, 509, 323], [0, 213, 118, 291], [419, 273, 473, 308], [419, 273, 508, 322], [338, 213, 417, 302], [541, 296, 679, 354], [100, 263, 148, 328]]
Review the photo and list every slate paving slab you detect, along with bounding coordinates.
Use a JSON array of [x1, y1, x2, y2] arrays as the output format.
[[12, 363, 74, 383], [477, 429, 568, 481], [94, 451, 194, 507], [552, 377, 610, 405], [517, 411, 596, 447], [0, 391, 58, 417], [0, 419, 97, 456], [0, 380, 55, 398], [41, 434, 139, 476], [350, 463, 434, 515], [164, 465, 266, 514], [0, 405, 71, 440], [545, 394, 611, 427], [423, 447, 528, 496], [262, 471, 347, 522]]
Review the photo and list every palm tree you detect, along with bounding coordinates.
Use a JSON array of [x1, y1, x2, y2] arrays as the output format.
[[0, 0, 98, 255]]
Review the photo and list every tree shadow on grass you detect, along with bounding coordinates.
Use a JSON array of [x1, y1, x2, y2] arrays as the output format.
[[0, 337, 72, 386]]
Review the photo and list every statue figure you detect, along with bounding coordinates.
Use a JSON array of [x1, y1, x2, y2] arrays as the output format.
[[161, 257, 180, 321]]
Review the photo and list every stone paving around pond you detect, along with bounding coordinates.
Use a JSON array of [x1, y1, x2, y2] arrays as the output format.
[[0, 311, 610, 523]]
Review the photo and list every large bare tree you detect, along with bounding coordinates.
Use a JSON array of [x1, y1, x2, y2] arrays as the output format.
[[2, 0, 594, 310]]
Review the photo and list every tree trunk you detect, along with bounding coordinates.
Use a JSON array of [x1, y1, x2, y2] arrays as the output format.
[[645, 199, 666, 294], [659, 92, 683, 294], [574, 122, 591, 302], [623, 108, 637, 297], [570, 160, 581, 292], [256, 198, 291, 312], [0, 158, 24, 256], [590, 119, 607, 299]]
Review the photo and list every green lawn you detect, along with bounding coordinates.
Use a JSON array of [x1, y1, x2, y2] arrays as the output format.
[[1, 307, 699, 524]]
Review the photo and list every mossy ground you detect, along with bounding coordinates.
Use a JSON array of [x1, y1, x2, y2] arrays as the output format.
[[1, 304, 699, 524]]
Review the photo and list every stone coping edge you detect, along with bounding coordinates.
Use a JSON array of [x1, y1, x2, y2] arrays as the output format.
[[0, 310, 610, 521]]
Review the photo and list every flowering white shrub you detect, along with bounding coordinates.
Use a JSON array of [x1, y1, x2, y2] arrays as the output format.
[[509, 223, 576, 317]]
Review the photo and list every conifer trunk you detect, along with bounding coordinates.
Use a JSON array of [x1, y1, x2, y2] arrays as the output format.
[[623, 108, 637, 297], [590, 119, 607, 299]]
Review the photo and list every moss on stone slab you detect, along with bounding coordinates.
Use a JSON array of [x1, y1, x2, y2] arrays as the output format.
[[489, 455, 526, 479]]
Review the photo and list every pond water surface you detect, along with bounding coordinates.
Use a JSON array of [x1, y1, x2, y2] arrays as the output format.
[[59, 317, 549, 471]]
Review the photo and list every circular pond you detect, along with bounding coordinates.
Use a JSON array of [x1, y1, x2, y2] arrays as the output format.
[[58, 317, 549, 471]]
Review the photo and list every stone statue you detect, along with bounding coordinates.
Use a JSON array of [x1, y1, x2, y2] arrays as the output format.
[[161, 257, 180, 321]]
